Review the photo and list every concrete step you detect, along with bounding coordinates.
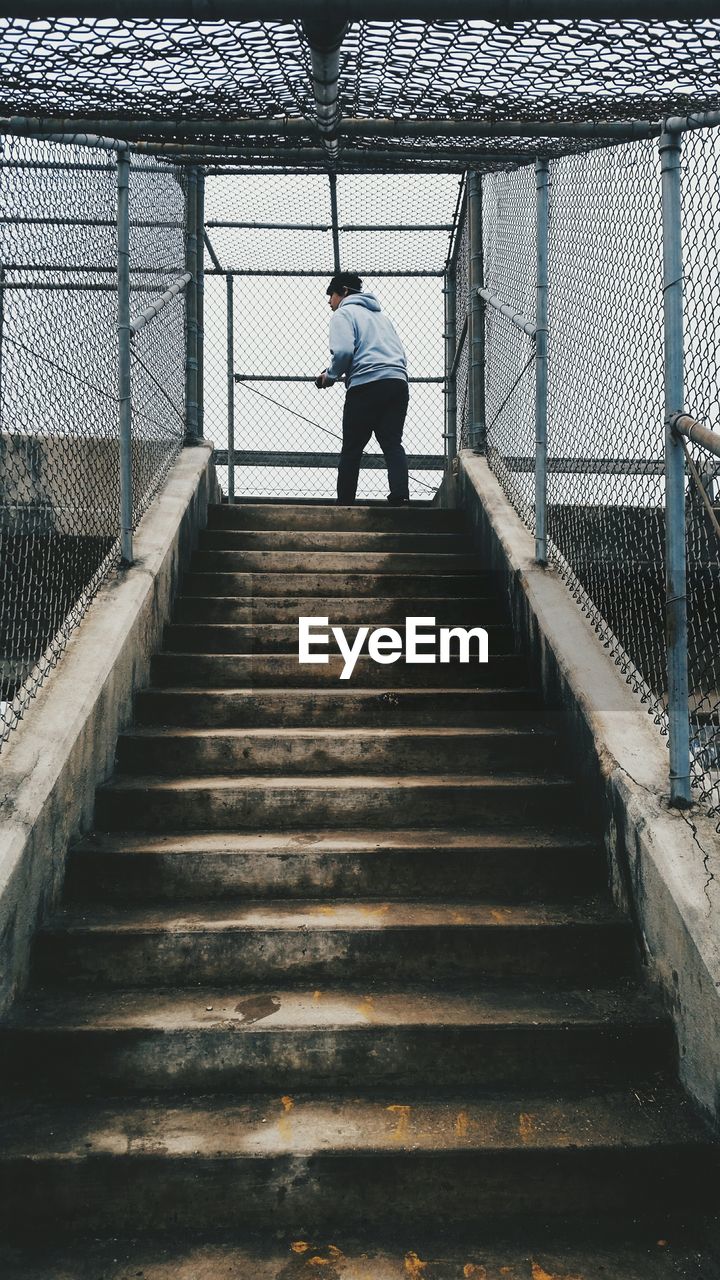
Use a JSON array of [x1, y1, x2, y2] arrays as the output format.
[[191, 550, 488, 576], [0, 1088, 713, 1235], [66, 828, 605, 904], [182, 571, 491, 598], [173, 594, 508, 625], [163, 620, 515, 654], [200, 528, 468, 553], [0, 983, 673, 1095], [115, 726, 563, 777], [134, 686, 544, 728], [149, 653, 526, 689], [2, 1232, 717, 1280], [93, 773, 582, 833], [33, 899, 634, 987], [207, 501, 465, 533]]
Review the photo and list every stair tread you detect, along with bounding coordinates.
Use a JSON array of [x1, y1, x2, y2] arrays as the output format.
[[0, 1086, 709, 1159], [72, 828, 598, 856], [45, 898, 624, 932], [119, 726, 558, 742], [99, 772, 574, 793], [6, 981, 665, 1033], [0, 1235, 715, 1280]]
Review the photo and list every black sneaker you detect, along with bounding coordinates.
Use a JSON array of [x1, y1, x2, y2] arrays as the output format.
[[386, 495, 410, 506]]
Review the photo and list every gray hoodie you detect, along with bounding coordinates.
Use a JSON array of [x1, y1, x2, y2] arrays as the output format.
[[325, 293, 408, 389]]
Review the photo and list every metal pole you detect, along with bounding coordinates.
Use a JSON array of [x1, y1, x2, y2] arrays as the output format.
[[467, 172, 485, 451], [329, 173, 341, 273], [535, 157, 549, 565], [184, 165, 199, 444], [0, 264, 4, 429], [444, 261, 457, 468], [226, 273, 235, 503], [116, 148, 133, 565], [196, 167, 205, 440], [660, 129, 692, 807]]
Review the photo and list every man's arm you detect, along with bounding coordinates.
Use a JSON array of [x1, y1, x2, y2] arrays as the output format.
[[325, 311, 355, 383]]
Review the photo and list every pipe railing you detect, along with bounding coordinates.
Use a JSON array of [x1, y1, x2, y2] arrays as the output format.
[[129, 273, 192, 333]]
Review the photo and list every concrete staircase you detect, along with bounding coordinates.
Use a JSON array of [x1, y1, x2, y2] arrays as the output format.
[[0, 501, 717, 1276]]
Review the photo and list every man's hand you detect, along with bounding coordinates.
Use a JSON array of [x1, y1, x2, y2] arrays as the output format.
[[315, 370, 330, 389]]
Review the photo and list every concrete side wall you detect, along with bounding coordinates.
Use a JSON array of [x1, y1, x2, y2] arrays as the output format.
[[441, 452, 720, 1125], [0, 444, 219, 1015]]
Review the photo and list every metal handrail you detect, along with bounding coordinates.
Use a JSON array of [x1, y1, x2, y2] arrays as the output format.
[[670, 411, 720, 459], [129, 273, 192, 334], [477, 287, 538, 338]]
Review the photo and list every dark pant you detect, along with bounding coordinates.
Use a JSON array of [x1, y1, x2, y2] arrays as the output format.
[[337, 378, 410, 504]]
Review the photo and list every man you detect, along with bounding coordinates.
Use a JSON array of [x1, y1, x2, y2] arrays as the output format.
[[316, 272, 410, 506]]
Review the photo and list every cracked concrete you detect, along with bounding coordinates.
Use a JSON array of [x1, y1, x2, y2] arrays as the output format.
[[439, 453, 720, 1125]]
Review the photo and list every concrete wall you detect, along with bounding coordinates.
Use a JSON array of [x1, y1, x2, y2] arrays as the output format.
[[0, 444, 219, 1015], [441, 452, 720, 1125]]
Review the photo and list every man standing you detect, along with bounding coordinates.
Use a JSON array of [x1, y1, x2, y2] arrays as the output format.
[[316, 272, 410, 506]]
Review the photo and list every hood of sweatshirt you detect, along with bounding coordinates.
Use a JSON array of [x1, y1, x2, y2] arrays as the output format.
[[339, 292, 382, 313]]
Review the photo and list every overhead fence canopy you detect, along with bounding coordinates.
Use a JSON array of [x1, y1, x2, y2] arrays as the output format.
[[3, 13, 720, 172]]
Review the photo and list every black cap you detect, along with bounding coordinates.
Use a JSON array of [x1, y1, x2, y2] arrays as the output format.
[[326, 272, 363, 295]]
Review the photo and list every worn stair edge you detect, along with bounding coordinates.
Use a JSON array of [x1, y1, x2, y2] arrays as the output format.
[[133, 687, 542, 729], [200, 528, 469, 552], [181, 572, 498, 598], [66, 828, 603, 903], [93, 773, 584, 834], [0, 1089, 714, 1235], [33, 899, 635, 986], [206, 502, 465, 532], [163, 621, 516, 654], [1, 1233, 717, 1280], [173, 596, 509, 624], [149, 653, 526, 690], [0, 983, 674, 1094], [114, 725, 563, 777]]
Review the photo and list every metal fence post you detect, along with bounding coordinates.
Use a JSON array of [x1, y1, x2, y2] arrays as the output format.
[[226, 272, 235, 503], [116, 146, 133, 565], [467, 170, 485, 451], [196, 166, 205, 440], [535, 157, 549, 565], [443, 260, 457, 469], [184, 165, 199, 444], [660, 129, 692, 807]]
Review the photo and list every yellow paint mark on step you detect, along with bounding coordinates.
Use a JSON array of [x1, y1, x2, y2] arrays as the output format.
[[519, 1112, 536, 1143], [404, 1252, 428, 1277], [360, 903, 391, 919], [308, 1259, 330, 1268], [291, 1241, 310, 1254], [455, 1110, 470, 1138], [278, 1094, 294, 1142], [313, 990, 322, 1003], [387, 1104, 412, 1141], [452, 911, 471, 925], [318, 905, 337, 916], [531, 1261, 584, 1280], [463, 1264, 488, 1278], [490, 907, 512, 923], [357, 995, 375, 1020]]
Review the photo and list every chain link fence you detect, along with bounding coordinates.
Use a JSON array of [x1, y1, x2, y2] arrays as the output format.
[[202, 170, 461, 502], [0, 137, 186, 749], [451, 132, 720, 821]]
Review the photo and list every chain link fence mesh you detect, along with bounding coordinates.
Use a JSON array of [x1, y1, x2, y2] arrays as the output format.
[[203, 171, 460, 502], [453, 133, 720, 820], [0, 137, 186, 749], [681, 128, 720, 820]]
